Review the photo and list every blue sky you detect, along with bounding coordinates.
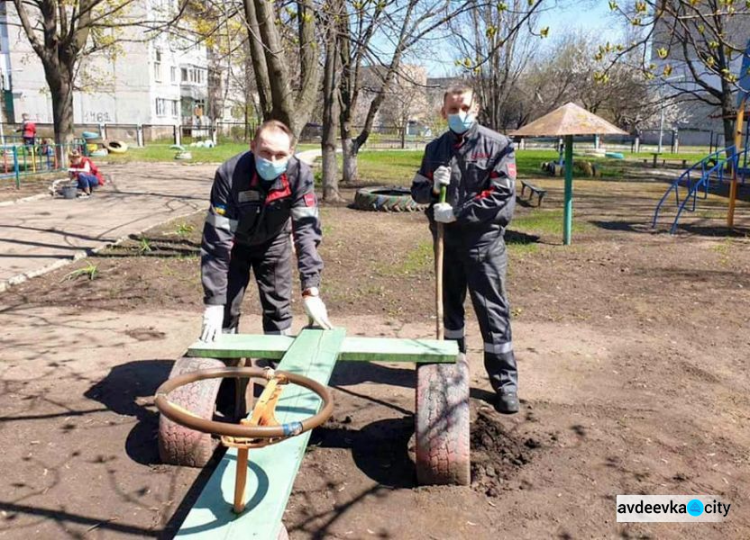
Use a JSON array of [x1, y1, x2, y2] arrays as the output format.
[[423, 0, 617, 77]]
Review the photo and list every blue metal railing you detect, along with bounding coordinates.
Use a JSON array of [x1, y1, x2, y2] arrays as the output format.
[[0, 141, 85, 188], [652, 145, 748, 233]]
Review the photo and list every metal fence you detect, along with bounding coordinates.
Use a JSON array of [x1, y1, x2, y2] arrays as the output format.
[[0, 141, 85, 187]]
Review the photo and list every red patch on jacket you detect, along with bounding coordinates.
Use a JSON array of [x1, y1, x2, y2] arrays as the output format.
[[304, 193, 316, 207], [265, 174, 292, 204], [507, 162, 517, 179]]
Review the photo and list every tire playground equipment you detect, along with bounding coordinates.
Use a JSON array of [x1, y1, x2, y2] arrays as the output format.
[[106, 140, 128, 154], [157, 329, 465, 539], [352, 186, 426, 212], [415, 353, 471, 485]]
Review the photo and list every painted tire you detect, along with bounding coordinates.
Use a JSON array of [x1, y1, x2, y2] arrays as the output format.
[[106, 140, 128, 154], [353, 186, 426, 212], [415, 353, 470, 485], [90, 149, 109, 157], [82, 131, 101, 140], [605, 152, 625, 160], [175, 152, 192, 161], [158, 356, 225, 467]]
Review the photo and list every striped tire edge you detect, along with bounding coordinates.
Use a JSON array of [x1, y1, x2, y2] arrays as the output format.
[[414, 353, 471, 485], [158, 356, 224, 468], [353, 186, 426, 212]]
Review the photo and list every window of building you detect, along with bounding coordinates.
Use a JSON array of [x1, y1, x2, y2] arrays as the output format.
[[171, 100, 179, 117], [154, 49, 162, 82], [156, 98, 166, 116], [170, 66, 176, 83], [181, 67, 188, 82]]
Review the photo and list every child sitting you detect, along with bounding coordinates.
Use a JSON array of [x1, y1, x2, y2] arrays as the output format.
[[68, 150, 104, 198]]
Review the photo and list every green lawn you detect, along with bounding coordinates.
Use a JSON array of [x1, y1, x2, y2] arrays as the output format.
[[628, 151, 711, 163], [351, 149, 631, 184], [98, 142, 319, 164], [95, 144, 717, 184]]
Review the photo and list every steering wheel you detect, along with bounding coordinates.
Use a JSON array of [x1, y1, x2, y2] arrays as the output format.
[[154, 366, 334, 513]]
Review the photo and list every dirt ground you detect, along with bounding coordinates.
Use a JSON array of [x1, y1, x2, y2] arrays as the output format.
[[0, 175, 60, 203], [1, 171, 750, 539]]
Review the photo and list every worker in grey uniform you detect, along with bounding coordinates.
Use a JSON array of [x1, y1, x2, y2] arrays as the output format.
[[411, 86, 519, 414], [199, 119, 332, 342]]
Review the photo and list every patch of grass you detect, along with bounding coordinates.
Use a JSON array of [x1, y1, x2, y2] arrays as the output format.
[[98, 143, 249, 164], [507, 242, 539, 257], [138, 237, 153, 254], [63, 262, 99, 281], [375, 240, 433, 277], [400, 240, 433, 275], [175, 222, 195, 237], [712, 237, 734, 254], [712, 237, 734, 265], [347, 150, 423, 185], [698, 209, 725, 220], [347, 148, 635, 185], [98, 142, 319, 165], [630, 151, 710, 163], [512, 210, 591, 235]]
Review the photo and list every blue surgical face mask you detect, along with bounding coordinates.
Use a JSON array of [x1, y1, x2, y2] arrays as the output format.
[[448, 111, 475, 134], [255, 155, 289, 181]]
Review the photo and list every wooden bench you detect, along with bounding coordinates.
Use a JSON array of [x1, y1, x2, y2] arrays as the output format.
[[175, 330, 458, 539], [648, 153, 688, 168], [520, 180, 547, 206]]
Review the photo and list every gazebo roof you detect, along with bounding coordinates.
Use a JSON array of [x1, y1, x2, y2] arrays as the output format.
[[511, 102, 627, 137]]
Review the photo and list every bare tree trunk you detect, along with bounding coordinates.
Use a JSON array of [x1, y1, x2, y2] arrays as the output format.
[[720, 81, 736, 154], [341, 137, 358, 183], [243, 0, 320, 139], [44, 61, 75, 162], [321, 15, 341, 201]]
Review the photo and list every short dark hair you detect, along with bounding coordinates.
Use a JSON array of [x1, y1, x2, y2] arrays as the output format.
[[254, 120, 295, 146], [443, 86, 476, 105]]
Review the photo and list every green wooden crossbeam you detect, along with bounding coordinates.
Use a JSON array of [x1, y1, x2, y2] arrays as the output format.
[[176, 328, 346, 539], [187, 333, 458, 363]]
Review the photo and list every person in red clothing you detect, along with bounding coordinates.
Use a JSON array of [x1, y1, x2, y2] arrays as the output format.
[[16, 114, 37, 145], [68, 150, 104, 197]]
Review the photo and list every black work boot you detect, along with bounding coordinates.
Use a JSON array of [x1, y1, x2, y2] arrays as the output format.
[[494, 392, 519, 415]]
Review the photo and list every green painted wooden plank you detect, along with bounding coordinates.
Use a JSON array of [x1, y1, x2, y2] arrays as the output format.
[[176, 328, 346, 540], [187, 334, 457, 363], [187, 334, 293, 360], [339, 337, 457, 362]]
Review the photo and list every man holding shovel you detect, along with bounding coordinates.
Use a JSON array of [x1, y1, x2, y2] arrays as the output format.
[[411, 86, 519, 414]]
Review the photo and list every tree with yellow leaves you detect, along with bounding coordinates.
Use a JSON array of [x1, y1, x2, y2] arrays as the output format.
[[603, 0, 750, 149]]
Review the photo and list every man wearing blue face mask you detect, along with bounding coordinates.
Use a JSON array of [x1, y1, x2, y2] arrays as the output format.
[[411, 86, 519, 414], [199, 120, 332, 342]]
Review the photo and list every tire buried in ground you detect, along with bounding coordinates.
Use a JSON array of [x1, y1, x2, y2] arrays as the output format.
[[415, 353, 470, 485], [353, 186, 426, 212], [158, 356, 225, 467]]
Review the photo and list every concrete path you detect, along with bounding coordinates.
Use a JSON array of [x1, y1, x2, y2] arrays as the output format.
[[0, 162, 217, 291]]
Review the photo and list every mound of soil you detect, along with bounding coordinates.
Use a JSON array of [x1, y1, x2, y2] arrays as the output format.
[[470, 410, 541, 497]]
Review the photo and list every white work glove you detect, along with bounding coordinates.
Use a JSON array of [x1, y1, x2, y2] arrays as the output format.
[[302, 288, 333, 329], [200, 305, 224, 342], [433, 202, 456, 224], [432, 166, 451, 195]]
